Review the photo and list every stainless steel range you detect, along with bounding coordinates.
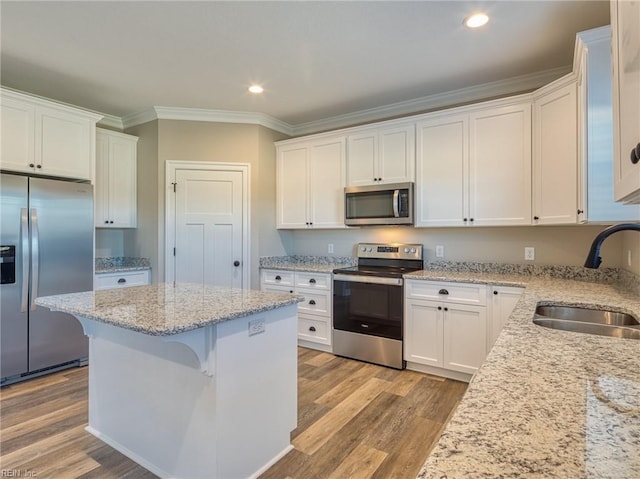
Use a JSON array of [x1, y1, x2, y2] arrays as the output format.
[[332, 243, 423, 369]]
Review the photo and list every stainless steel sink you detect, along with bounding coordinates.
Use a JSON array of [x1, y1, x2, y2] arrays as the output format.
[[533, 305, 640, 340]]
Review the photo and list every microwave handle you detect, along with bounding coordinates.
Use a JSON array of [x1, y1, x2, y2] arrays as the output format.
[[393, 190, 400, 218]]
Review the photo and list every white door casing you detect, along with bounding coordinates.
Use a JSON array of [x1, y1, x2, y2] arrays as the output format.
[[165, 162, 250, 289]]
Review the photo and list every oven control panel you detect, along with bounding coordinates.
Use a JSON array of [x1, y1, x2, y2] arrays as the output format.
[[357, 243, 423, 260]]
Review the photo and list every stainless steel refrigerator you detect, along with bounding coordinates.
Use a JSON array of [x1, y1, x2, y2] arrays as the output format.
[[1, 173, 93, 385]]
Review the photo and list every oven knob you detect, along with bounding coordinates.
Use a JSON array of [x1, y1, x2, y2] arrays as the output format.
[[361, 246, 367, 252], [410, 248, 416, 253], [404, 248, 409, 253], [366, 247, 372, 252]]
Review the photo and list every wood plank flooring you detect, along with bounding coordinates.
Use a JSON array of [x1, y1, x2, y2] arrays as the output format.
[[0, 348, 466, 479]]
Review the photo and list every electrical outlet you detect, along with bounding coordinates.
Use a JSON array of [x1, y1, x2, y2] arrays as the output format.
[[435, 245, 445, 258], [524, 247, 535, 261], [248, 318, 266, 336], [328, 243, 334, 254]]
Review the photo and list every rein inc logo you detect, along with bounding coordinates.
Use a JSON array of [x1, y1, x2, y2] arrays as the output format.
[[1, 470, 37, 477]]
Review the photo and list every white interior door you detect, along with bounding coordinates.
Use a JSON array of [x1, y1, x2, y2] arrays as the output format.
[[170, 165, 247, 289]]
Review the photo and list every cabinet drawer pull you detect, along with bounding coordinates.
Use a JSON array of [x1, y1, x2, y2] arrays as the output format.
[[117, 278, 127, 284], [438, 306, 442, 311], [444, 307, 448, 312], [309, 278, 316, 284], [438, 289, 449, 295], [309, 326, 316, 332], [493, 290, 498, 295], [309, 299, 316, 305], [289, 290, 294, 293], [631, 143, 640, 165], [275, 275, 281, 281]]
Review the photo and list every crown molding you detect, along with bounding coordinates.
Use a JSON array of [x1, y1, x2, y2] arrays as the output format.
[[289, 66, 571, 136], [97, 113, 124, 130], [122, 106, 294, 135], [112, 65, 572, 136]]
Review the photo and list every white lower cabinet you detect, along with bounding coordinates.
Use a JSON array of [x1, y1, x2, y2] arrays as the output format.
[[260, 269, 332, 351], [94, 270, 150, 290], [487, 286, 524, 351], [405, 279, 488, 381]]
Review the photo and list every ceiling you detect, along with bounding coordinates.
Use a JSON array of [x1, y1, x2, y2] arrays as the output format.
[[1, 1, 610, 133]]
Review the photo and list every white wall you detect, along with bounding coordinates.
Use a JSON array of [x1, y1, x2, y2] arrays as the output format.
[[288, 225, 624, 269]]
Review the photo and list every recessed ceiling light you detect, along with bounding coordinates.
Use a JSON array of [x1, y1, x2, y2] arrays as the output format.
[[248, 85, 264, 94], [464, 13, 489, 28]]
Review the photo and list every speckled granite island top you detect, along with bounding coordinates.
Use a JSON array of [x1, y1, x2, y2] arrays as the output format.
[[407, 270, 640, 479], [35, 283, 303, 336]]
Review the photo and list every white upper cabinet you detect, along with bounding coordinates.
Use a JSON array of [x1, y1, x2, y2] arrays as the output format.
[[276, 136, 346, 229], [469, 102, 532, 226], [0, 88, 101, 181], [95, 128, 138, 228], [611, 0, 640, 203], [416, 114, 468, 227], [532, 78, 579, 225], [575, 26, 640, 221], [416, 98, 532, 227], [346, 123, 415, 186]]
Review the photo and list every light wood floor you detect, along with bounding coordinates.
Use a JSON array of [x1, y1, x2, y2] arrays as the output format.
[[0, 348, 466, 479]]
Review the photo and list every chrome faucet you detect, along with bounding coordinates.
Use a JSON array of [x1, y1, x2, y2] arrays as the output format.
[[584, 223, 640, 269]]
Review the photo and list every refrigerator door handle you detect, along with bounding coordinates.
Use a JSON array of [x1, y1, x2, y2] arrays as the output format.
[[30, 208, 39, 311], [20, 208, 29, 313]]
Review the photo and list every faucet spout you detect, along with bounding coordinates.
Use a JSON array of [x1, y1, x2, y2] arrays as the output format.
[[584, 223, 640, 269]]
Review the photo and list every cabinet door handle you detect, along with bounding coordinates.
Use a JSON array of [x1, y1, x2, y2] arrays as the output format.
[[493, 290, 498, 295], [29, 163, 35, 168], [438, 289, 449, 295], [117, 278, 126, 284], [469, 218, 474, 222], [630, 143, 640, 165], [36, 165, 42, 169], [309, 278, 316, 284], [309, 299, 316, 305], [104, 220, 109, 224], [463, 218, 468, 222], [275, 275, 281, 281], [289, 290, 294, 293], [438, 306, 442, 310], [233, 260, 240, 267], [533, 216, 539, 220], [577, 209, 584, 215], [309, 326, 316, 332], [444, 307, 448, 312]]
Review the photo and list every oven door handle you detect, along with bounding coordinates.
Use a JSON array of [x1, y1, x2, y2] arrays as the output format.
[[333, 274, 402, 286]]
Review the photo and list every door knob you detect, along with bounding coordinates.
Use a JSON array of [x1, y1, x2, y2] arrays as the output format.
[[233, 260, 240, 267]]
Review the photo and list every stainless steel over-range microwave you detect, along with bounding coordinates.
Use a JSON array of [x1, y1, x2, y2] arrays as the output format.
[[344, 182, 414, 226]]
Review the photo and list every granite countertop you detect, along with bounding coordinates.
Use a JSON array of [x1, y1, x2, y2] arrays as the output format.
[[95, 257, 151, 274], [260, 255, 357, 273], [407, 270, 640, 478], [35, 283, 303, 336]]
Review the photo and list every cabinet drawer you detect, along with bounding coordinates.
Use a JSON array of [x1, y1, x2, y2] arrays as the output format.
[[296, 289, 331, 317], [261, 284, 295, 294], [295, 272, 331, 290], [261, 270, 294, 286], [95, 270, 150, 290], [298, 315, 330, 345], [405, 280, 486, 305]]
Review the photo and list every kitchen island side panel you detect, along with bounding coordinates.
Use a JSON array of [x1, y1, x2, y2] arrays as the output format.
[[81, 303, 297, 479]]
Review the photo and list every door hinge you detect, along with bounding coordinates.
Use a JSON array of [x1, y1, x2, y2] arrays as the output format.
[[173, 247, 176, 256], [172, 182, 177, 193]]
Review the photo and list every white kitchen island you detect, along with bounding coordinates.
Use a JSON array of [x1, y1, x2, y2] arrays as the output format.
[[36, 283, 302, 479]]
